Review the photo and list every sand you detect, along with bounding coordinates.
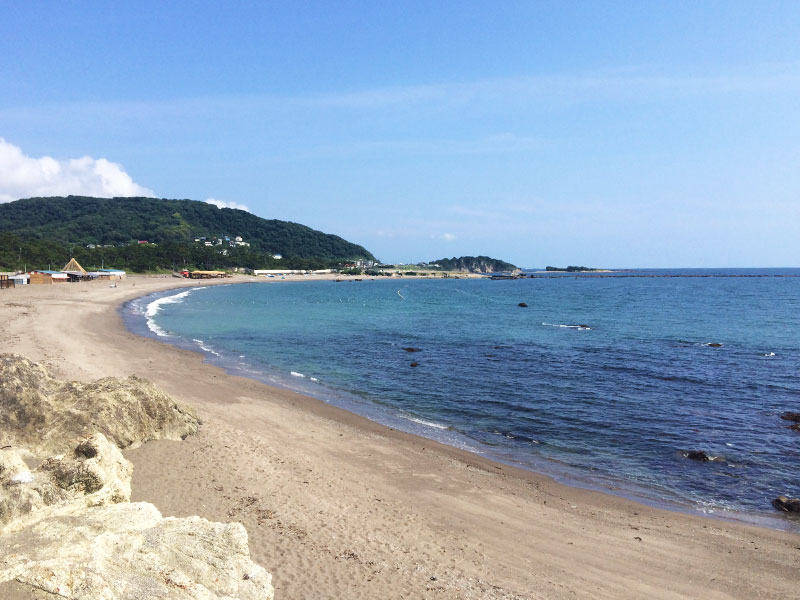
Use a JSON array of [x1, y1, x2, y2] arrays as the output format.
[[1, 275, 798, 599]]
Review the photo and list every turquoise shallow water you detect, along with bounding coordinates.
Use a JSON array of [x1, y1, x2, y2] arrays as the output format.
[[124, 269, 800, 528]]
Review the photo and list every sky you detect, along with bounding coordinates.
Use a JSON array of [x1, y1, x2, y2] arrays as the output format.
[[1, 1, 799, 268]]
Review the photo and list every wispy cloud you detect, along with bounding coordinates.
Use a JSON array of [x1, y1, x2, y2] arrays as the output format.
[[0, 138, 153, 203], [296, 63, 800, 110], [3, 62, 798, 123], [206, 197, 250, 212], [279, 132, 543, 161]]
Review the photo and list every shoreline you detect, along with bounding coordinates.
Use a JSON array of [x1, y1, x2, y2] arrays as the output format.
[[124, 281, 795, 533], [2, 275, 799, 598]]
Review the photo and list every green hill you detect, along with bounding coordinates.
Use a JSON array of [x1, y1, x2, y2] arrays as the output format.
[[0, 196, 375, 272], [430, 256, 516, 273]]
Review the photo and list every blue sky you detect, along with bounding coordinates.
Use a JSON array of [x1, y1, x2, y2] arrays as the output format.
[[1, 2, 798, 267]]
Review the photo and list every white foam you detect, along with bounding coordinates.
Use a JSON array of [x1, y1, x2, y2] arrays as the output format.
[[290, 371, 305, 378], [542, 322, 591, 330], [399, 414, 448, 430], [310, 377, 319, 382], [144, 288, 203, 337], [192, 338, 221, 356]]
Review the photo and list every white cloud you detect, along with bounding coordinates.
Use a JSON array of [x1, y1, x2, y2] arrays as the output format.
[[441, 233, 457, 241], [205, 197, 250, 212], [0, 138, 154, 203]]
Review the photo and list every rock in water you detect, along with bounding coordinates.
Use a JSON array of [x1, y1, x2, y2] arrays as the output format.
[[401, 347, 422, 352], [518, 302, 528, 308], [685, 450, 710, 462], [779, 412, 800, 422], [772, 496, 800, 513], [0, 502, 274, 599], [0, 353, 199, 454]]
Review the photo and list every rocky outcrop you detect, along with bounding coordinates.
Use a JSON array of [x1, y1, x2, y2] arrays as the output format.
[[1, 433, 131, 533], [0, 353, 199, 454], [0, 502, 273, 599], [684, 451, 710, 462], [772, 496, 800, 513], [0, 355, 273, 599]]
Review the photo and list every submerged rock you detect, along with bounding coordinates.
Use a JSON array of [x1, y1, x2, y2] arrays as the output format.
[[401, 347, 422, 352], [0, 353, 199, 454], [779, 412, 800, 423], [772, 496, 800, 513], [705, 342, 723, 348], [518, 302, 528, 308], [410, 362, 420, 367], [684, 450, 710, 462]]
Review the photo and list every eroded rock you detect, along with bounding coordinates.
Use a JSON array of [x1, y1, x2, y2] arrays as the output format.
[[0, 355, 273, 599], [0, 353, 199, 454], [772, 496, 800, 513], [684, 450, 710, 462], [1, 433, 131, 533], [0, 502, 274, 599]]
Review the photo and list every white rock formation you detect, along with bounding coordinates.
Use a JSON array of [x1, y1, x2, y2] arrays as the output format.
[[0, 353, 200, 454], [1, 502, 273, 599], [0, 356, 274, 599], [1, 433, 132, 533]]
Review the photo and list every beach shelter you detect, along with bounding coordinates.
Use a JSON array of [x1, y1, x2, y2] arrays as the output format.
[[62, 257, 87, 275]]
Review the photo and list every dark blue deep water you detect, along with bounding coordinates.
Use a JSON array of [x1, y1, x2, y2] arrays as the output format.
[[124, 270, 800, 528]]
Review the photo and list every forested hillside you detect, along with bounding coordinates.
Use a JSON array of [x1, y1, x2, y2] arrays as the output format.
[[430, 256, 517, 273], [0, 196, 374, 260], [0, 196, 375, 272]]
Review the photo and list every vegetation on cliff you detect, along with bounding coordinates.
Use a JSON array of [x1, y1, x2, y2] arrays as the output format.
[[0, 196, 375, 272], [545, 265, 600, 272], [429, 256, 516, 273]]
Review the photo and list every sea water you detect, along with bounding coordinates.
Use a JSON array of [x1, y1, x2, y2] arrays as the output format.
[[124, 270, 800, 529]]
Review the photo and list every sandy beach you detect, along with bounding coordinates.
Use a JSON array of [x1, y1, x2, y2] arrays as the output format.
[[1, 275, 798, 599]]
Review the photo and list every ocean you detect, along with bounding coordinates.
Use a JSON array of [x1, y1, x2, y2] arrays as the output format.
[[123, 269, 800, 529]]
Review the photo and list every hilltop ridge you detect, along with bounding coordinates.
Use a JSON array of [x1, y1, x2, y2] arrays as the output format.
[[429, 255, 517, 273], [0, 196, 375, 271]]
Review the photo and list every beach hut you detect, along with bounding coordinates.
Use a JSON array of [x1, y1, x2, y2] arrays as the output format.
[[87, 269, 127, 280], [0, 273, 12, 289], [10, 273, 29, 286], [62, 257, 89, 282], [30, 270, 69, 284], [188, 270, 228, 279]]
